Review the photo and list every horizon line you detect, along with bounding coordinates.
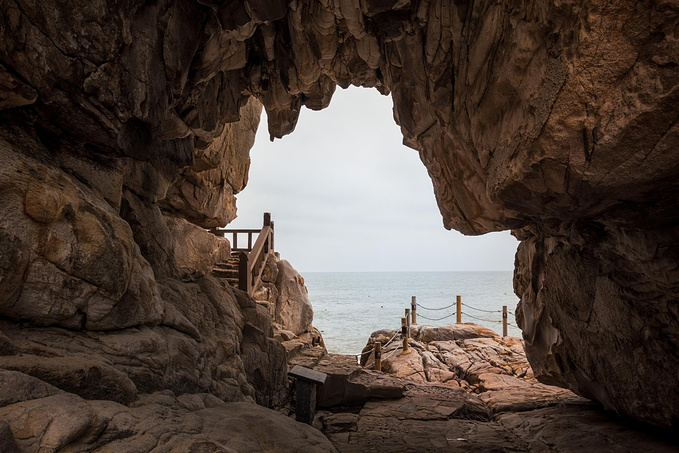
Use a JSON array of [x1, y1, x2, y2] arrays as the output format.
[[298, 269, 514, 274]]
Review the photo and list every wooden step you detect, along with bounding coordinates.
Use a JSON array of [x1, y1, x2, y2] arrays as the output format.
[[211, 268, 239, 279], [213, 262, 238, 270]]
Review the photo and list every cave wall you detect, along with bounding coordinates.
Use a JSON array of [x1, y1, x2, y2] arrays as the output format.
[[1, 0, 678, 426]]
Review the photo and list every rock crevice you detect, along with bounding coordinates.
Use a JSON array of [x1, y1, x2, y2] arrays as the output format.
[[1, 0, 678, 429]]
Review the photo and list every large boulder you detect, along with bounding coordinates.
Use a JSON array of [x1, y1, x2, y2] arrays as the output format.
[[0, 128, 163, 331], [274, 260, 314, 336], [0, 383, 336, 453]]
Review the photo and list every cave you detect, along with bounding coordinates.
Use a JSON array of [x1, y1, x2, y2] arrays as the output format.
[[0, 0, 678, 450]]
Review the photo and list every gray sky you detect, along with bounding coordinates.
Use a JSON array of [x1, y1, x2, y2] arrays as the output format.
[[227, 86, 518, 272]]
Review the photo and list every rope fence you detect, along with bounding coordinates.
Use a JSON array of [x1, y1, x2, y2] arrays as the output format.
[[462, 311, 502, 324], [417, 312, 457, 321], [415, 302, 456, 311], [412, 295, 517, 338], [355, 295, 520, 372], [461, 302, 501, 314]]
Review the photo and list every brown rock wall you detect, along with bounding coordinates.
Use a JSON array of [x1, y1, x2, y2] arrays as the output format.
[[1, 0, 678, 428], [515, 221, 679, 426]]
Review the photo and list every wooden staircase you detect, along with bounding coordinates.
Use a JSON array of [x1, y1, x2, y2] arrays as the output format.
[[211, 253, 241, 288], [209, 212, 274, 296]]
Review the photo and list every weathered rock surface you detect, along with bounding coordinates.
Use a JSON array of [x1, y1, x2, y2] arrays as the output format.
[[1, 0, 678, 428], [164, 215, 231, 277], [362, 324, 578, 404], [0, 376, 336, 453], [274, 259, 315, 336], [311, 325, 678, 452], [0, 104, 287, 437]]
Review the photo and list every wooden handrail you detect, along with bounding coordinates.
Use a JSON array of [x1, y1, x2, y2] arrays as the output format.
[[212, 229, 263, 252], [248, 225, 271, 274], [212, 212, 274, 296]]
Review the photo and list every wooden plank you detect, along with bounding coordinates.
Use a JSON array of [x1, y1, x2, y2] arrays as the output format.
[[248, 225, 271, 274], [238, 251, 250, 294], [288, 365, 327, 385]]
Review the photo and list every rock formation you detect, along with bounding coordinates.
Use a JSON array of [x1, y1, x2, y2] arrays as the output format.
[[1, 0, 678, 430], [290, 325, 678, 452], [0, 371, 336, 452]]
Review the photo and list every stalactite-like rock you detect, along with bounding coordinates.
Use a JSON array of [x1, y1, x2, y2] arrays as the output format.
[[0, 0, 678, 432]]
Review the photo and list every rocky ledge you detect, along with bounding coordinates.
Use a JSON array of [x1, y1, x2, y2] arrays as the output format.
[[0, 372, 335, 453], [1, 0, 678, 426], [288, 324, 678, 452]]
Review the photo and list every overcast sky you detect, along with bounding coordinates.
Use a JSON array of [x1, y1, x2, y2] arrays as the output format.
[[227, 86, 518, 273]]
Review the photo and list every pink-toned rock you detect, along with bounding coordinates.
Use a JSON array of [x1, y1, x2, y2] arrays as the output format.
[[163, 215, 231, 276], [1, 0, 678, 428], [274, 260, 314, 336]]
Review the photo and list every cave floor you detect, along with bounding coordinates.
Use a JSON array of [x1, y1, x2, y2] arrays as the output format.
[[287, 345, 678, 452]]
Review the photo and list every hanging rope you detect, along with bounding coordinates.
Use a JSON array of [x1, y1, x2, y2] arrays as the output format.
[[461, 311, 503, 324], [381, 346, 402, 361], [416, 302, 456, 311], [356, 347, 375, 357], [354, 330, 400, 357], [461, 302, 501, 314], [418, 312, 457, 321]]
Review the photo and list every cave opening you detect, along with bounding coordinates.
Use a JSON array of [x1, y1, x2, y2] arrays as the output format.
[[227, 85, 520, 353]]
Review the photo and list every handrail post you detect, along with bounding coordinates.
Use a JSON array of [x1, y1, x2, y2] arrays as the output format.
[[248, 232, 252, 251], [401, 317, 410, 354], [270, 220, 274, 252], [263, 212, 271, 227], [239, 251, 251, 295], [374, 342, 382, 371], [502, 306, 508, 337], [233, 232, 238, 251], [456, 295, 462, 323], [411, 296, 417, 325]]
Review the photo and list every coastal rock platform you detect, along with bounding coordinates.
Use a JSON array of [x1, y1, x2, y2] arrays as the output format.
[[290, 324, 678, 452]]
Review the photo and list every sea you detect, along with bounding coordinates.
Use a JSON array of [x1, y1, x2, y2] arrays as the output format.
[[303, 271, 521, 355]]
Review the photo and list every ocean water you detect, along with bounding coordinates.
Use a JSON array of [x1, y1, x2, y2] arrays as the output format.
[[303, 271, 521, 355]]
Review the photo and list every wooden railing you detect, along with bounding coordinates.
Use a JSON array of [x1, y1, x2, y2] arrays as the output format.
[[211, 212, 274, 296]]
